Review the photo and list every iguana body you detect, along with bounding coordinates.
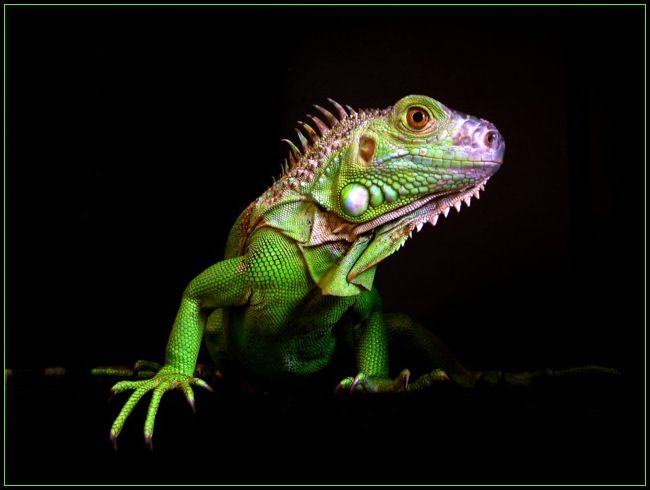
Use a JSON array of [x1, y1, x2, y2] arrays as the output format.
[[106, 95, 603, 448]]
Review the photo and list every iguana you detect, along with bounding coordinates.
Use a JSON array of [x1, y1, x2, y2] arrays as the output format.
[[99, 94, 617, 449]]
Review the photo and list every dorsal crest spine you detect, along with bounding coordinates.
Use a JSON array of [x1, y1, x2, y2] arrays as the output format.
[[280, 98, 388, 179]]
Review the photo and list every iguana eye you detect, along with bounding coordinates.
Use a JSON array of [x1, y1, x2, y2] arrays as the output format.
[[406, 107, 430, 130]]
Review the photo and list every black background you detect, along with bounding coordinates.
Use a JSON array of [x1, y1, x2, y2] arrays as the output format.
[[6, 6, 645, 485]]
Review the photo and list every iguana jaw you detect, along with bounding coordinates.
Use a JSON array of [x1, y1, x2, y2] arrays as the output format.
[[341, 176, 494, 283], [354, 175, 493, 237], [308, 174, 494, 247]]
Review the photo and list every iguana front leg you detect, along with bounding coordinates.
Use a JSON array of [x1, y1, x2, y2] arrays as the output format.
[[109, 256, 250, 449], [337, 288, 410, 393]]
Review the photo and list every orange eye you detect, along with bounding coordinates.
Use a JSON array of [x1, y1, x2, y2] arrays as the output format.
[[406, 107, 430, 130]]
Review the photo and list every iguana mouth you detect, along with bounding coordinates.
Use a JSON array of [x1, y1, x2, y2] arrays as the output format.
[[353, 176, 491, 238], [404, 179, 490, 236]]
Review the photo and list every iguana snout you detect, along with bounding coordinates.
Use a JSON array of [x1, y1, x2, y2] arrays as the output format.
[[448, 113, 505, 165]]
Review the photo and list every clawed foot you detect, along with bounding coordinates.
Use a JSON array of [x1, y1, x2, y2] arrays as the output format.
[[335, 369, 411, 393], [108, 365, 214, 450]]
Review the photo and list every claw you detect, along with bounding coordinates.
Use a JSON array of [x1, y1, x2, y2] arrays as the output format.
[[350, 373, 368, 393], [110, 432, 118, 451], [145, 434, 153, 451], [334, 376, 354, 393], [179, 383, 197, 415], [350, 376, 361, 393], [398, 369, 411, 390], [193, 378, 214, 393]]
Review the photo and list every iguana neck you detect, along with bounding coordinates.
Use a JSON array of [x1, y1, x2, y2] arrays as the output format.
[[235, 182, 375, 296], [237, 173, 490, 298]]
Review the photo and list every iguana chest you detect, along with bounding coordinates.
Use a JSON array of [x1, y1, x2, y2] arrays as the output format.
[[227, 289, 356, 380], [224, 227, 358, 380]]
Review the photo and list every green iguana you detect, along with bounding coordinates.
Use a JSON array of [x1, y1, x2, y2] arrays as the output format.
[[99, 94, 617, 449]]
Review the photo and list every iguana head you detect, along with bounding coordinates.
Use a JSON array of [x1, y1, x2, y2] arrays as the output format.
[[303, 95, 503, 228], [252, 94, 504, 295]]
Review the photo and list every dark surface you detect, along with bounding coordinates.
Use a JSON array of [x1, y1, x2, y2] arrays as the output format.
[[6, 372, 639, 485], [5, 5, 644, 485]]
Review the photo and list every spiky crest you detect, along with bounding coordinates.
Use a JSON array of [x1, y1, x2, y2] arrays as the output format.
[[279, 98, 388, 184]]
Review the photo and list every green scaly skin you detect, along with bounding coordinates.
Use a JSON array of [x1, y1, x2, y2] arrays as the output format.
[[102, 95, 616, 449]]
